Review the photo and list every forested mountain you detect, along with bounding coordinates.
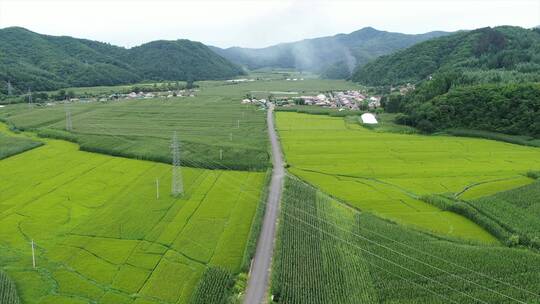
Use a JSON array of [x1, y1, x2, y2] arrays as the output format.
[[125, 40, 244, 81], [371, 26, 540, 137], [395, 82, 540, 136], [210, 27, 449, 78], [352, 26, 540, 85], [0, 27, 244, 94]]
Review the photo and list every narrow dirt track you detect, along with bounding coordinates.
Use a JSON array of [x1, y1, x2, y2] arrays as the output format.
[[243, 104, 285, 304]]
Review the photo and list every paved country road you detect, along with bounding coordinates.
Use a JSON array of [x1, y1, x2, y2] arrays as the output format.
[[244, 104, 285, 304]]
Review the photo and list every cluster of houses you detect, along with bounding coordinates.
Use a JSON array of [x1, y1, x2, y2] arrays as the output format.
[[114, 89, 196, 100], [271, 90, 382, 110], [285, 78, 305, 81], [241, 98, 268, 107], [56, 89, 197, 105], [392, 83, 415, 95], [225, 78, 256, 83]]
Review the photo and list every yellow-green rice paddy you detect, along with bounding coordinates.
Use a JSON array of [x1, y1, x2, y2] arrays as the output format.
[[276, 112, 540, 243], [0, 125, 264, 304]]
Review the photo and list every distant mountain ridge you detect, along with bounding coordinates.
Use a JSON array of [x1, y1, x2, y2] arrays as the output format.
[[0, 27, 244, 93], [351, 26, 540, 85], [210, 27, 450, 78]]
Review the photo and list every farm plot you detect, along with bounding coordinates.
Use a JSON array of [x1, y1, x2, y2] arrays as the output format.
[[0, 96, 268, 171], [0, 132, 265, 304], [271, 176, 540, 304], [0, 124, 42, 160], [469, 181, 540, 248], [276, 112, 540, 242]]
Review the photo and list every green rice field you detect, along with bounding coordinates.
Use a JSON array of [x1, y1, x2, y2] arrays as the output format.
[[276, 112, 540, 242], [0, 79, 358, 171], [0, 95, 268, 171], [0, 126, 265, 304]]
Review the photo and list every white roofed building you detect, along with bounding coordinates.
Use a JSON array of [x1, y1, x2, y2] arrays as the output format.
[[361, 113, 378, 124]]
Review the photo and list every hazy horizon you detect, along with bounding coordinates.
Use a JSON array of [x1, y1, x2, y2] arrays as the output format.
[[0, 0, 538, 49]]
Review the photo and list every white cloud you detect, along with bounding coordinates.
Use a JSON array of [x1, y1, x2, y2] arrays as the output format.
[[0, 0, 538, 48]]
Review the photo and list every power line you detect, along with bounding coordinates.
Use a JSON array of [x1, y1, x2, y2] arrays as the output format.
[[280, 208, 490, 304], [282, 197, 530, 304], [176, 156, 534, 303], [283, 174, 540, 299], [63, 109, 536, 302], [282, 215, 462, 304]]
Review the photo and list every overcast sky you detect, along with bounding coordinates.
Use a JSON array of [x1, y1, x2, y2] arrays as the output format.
[[0, 0, 538, 48]]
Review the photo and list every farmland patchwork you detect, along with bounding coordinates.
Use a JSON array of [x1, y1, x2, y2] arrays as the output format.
[[0, 129, 264, 304], [276, 112, 540, 242]]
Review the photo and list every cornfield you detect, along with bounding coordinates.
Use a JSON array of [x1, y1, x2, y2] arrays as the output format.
[[271, 176, 540, 303], [0, 271, 20, 304]]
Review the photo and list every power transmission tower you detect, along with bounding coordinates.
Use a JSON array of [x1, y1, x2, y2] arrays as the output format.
[[171, 131, 184, 196], [28, 88, 32, 108], [65, 104, 73, 131], [7, 81, 13, 96]]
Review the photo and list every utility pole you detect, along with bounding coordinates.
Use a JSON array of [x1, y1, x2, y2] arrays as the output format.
[[65, 104, 73, 131], [237, 119, 240, 129], [171, 131, 184, 196], [219, 149, 223, 160], [156, 178, 160, 200], [31, 240, 36, 268], [229, 133, 233, 141]]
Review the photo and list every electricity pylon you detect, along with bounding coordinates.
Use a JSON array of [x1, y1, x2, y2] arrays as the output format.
[[65, 104, 73, 131], [7, 81, 13, 96], [171, 131, 184, 196]]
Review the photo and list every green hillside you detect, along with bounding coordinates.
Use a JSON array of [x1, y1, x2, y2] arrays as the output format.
[[125, 40, 244, 81], [211, 27, 449, 78], [398, 82, 540, 136], [352, 26, 540, 85], [0, 27, 244, 94]]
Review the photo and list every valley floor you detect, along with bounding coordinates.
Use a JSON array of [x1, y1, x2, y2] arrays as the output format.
[[0, 125, 264, 304]]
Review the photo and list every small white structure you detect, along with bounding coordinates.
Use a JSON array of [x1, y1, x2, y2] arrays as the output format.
[[361, 113, 378, 124]]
